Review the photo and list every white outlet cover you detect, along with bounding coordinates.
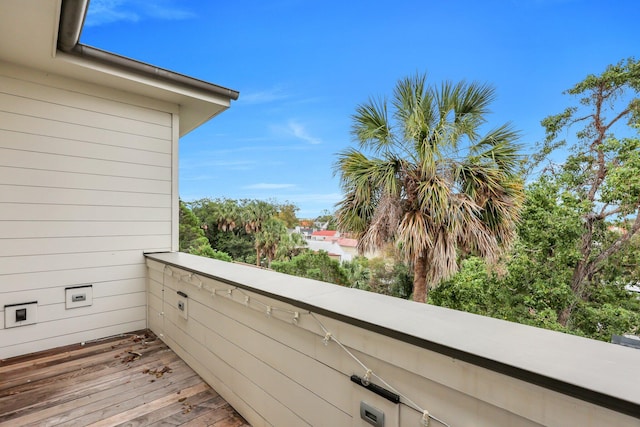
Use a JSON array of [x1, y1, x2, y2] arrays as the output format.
[[177, 295, 188, 320], [66, 285, 93, 309], [4, 302, 38, 328]]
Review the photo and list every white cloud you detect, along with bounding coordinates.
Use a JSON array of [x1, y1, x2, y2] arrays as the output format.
[[198, 143, 314, 157], [85, 0, 194, 26], [287, 120, 322, 145], [244, 183, 296, 190], [145, 3, 194, 20], [240, 86, 289, 105]]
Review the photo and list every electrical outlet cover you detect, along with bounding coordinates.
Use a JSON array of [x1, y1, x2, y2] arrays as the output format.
[[4, 302, 38, 328], [66, 285, 93, 309], [177, 291, 188, 320]]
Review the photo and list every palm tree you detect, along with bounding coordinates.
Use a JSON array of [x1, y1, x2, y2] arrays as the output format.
[[335, 73, 524, 302], [242, 200, 277, 266], [254, 217, 287, 268]]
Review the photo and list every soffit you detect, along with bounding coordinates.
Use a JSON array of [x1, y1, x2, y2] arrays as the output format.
[[0, 0, 234, 136]]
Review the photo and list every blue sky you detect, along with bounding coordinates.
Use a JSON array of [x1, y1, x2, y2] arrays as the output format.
[[81, 0, 640, 219]]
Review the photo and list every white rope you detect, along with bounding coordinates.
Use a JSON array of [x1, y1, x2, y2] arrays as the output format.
[[310, 314, 451, 426], [162, 265, 451, 426]]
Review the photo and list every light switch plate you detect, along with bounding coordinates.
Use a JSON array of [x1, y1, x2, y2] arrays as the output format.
[[4, 302, 38, 328], [66, 285, 93, 309]]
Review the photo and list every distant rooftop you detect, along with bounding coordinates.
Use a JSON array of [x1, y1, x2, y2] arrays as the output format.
[[311, 230, 338, 237], [337, 238, 358, 247]]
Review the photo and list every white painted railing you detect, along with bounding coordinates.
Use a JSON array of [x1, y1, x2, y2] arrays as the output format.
[[146, 252, 640, 427]]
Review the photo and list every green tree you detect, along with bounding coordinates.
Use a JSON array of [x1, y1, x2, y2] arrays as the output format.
[[276, 202, 300, 228], [429, 257, 506, 317], [335, 73, 524, 302], [243, 200, 277, 266], [343, 256, 413, 298], [179, 200, 208, 252], [274, 230, 307, 262], [535, 58, 640, 325], [189, 198, 255, 262], [271, 251, 350, 286], [255, 217, 288, 268], [179, 200, 232, 261], [342, 256, 371, 290], [315, 210, 338, 230], [429, 177, 640, 340]]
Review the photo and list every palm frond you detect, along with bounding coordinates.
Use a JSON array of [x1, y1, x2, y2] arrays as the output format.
[[336, 73, 525, 299], [470, 124, 522, 174], [453, 81, 496, 118], [335, 149, 404, 236], [416, 174, 450, 224], [392, 73, 428, 121], [396, 210, 433, 261], [393, 74, 438, 158], [351, 97, 393, 153], [424, 226, 459, 285], [358, 193, 403, 254], [335, 190, 375, 235]]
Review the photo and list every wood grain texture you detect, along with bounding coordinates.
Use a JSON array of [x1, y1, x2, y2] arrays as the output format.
[[0, 330, 250, 427]]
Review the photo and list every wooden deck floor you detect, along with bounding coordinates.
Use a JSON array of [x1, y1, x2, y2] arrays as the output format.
[[0, 331, 250, 427]]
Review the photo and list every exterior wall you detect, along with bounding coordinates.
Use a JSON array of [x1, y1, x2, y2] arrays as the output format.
[[146, 253, 640, 427], [0, 63, 177, 358]]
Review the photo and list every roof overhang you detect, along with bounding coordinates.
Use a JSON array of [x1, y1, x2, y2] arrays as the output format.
[[0, 0, 238, 136]]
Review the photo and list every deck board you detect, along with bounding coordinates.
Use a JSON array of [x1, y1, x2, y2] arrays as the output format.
[[0, 330, 250, 427]]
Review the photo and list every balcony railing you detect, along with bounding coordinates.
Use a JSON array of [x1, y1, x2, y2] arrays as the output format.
[[145, 252, 640, 427]]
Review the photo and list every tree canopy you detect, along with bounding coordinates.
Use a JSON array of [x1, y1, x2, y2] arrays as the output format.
[[534, 57, 640, 325], [178, 60, 640, 342], [430, 59, 640, 340], [186, 198, 304, 267], [335, 73, 524, 302], [179, 200, 232, 262], [271, 251, 350, 286]]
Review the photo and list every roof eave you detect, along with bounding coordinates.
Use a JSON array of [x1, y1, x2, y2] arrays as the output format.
[[57, 0, 239, 102], [68, 44, 239, 101], [50, 46, 233, 136]]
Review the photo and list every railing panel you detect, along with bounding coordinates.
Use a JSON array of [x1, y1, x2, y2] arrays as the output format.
[[146, 252, 640, 427]]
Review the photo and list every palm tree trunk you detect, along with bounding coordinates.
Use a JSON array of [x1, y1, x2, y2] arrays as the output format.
[[412, 254, 428, 303], [558, 306, 572, 327]]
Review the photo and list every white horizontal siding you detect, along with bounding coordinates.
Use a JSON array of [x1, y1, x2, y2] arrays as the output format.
[[0, 292, 146, 333], [0, 91, 171, 140], [0, 235, 170, 257], [147, 260, 352, 427], [1, 310, 146, 357], [0, 129, 171, 167], [0, 66, 176, 359], [0, 72, 172, 127], [0, 221, 169, 238], [0, 250, 147, 276], [0, 166, 170, 194], [1, 264, 147, 294], [0, 185, 170, 207], [0, 110, 170, 154], [0, 146, 170, 180], [0, 277, 145, 306], [146, 255, 640, 427], [0, 204, 170, 221]]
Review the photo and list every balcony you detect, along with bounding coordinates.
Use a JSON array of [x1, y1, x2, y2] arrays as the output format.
[[144, 252, 640, 426], [1, 331, 249, 426], [2, 251, 640, 426]]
